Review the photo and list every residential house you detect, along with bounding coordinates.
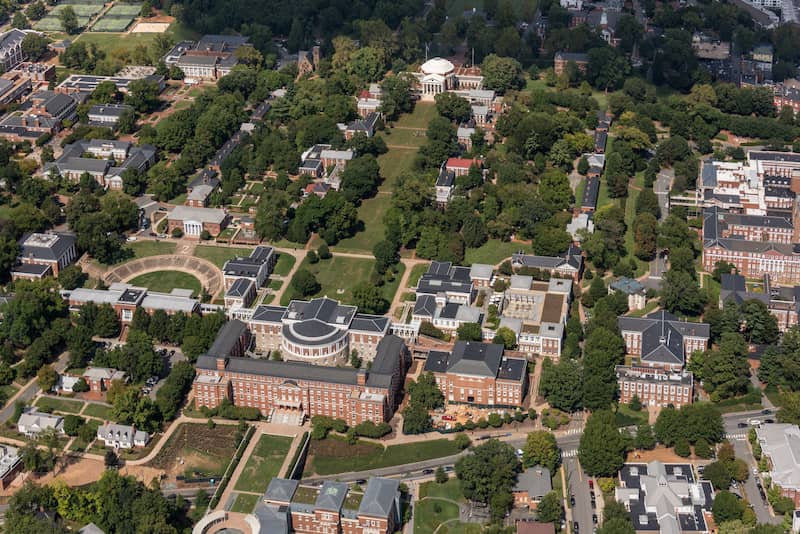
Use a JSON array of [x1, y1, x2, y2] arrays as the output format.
[[513, 466, 552, 509], [17, 408, 64, 437], [609, 277, 647, 311], [82, 367, 127, 394], [96, 422, 150, 449]]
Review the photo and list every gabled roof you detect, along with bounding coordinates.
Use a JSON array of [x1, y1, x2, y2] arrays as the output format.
[[265, 478, 299, 503], [358, 477, 399, 518], [315, 481, 348, 511], [448, 341, 503, 377]]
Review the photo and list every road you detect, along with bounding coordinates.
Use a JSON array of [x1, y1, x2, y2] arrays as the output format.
[[654, 169, 673, 221], [565, 456, 595, 534], [0, 351, 70, 424]]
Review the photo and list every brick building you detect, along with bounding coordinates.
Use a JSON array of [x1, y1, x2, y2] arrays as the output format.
[[167, 206, 229, 237], [511, 245, 584, 281], [82, 367, 127, 394], [193, 333, 409, 425], [618, 311, 709, 371], [11, 232, 77, 280], [244, 297, 390, 365], [64, 283, 200, 324], [423, 341, 528, 408], [553, 52, 588, 76], [222, 246, 275, 290], [720, 273, 800, 332], [252, 476, 401, 533], [616, 366, 694, 408]]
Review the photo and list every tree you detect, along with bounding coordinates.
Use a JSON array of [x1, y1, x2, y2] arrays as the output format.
[[578, 410, 626, 477], [63, 415, 85, 436], [379, 74, 414, 121], [457, 322, 483, 342], [59, 5, 79, 34], [703, 460, 733, 490], [674, 438, 691, 457], [700, 333, 750, 401], [351, 283, 389, 314], [58, 265, 86, 290], [94, 304, 120, 338], [402, 402, 433, 434], [37, 365, 57, 393], [539, 358, 583, 412], [634, 423, 656, 450], [140, 0, 152, 17], [536, 491, 563, 523], [582, 275, 607, 308], [318, 243, 331, 260], [21, 33, 49, 61], [341, 154, 381, 204], [435, 92, 471, 123], [587, 47, 630, 90], [117, 109, 136, 135], [104, 449, 118, 469], [435, 466, 448, 484], [456, 439, 520, 520], [481, 55, 523, 93], [373, 240, 399, 274], [407, 373, 444, 410], [713, 491, 745, 523], [461, 215, 488, 249], [291, 269, 320, 297], [741, 299, 779, 344], [633, 213, 658, 261], [661, 269, 706, 316], [124, 79, 161, 113], [493, 327, 517, 350], [695, 438, 712, 459], [522, 431, 560, 472]]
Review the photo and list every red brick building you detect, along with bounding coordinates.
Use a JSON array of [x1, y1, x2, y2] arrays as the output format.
[[11, 232, 77, 281], [423, 341, 528, 408], [256, 477, 401, 533], [553, 52, 588, 76], [193, 334, 409, 426], [82, 367, 127, 394], [618, 311, 709, 372], [616, 366, 694, 408]]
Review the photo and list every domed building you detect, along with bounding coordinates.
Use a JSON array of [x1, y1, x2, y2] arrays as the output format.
[[411, 56, 484, 100]]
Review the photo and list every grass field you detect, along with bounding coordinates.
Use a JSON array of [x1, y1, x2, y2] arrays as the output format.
[[233, 434, 293, 493], [82, 403, 113, 419], [273, 253, 296, 276], [414, 498, 460, 534], [419, 478, 466, 502], [393, 102, 438, 129], [126, 240, 177, 258], [333, 194, 390, 253], [307, 436, 463, 476], [74, 32, 163, 57], [282, 256, 403, 308], [377, 147, 417, 188], [129, 271, 202, 296], [230, 492, 260, 513], [194, 245, 253, 269], [378, 128, 427, 147], [436, 522, 483, 534], [35, 396, 84, 414], [615, 404, 649, 428], [0, 384, 19, 406], [465, 239, 527, 265], [407, 263, 430, 288]]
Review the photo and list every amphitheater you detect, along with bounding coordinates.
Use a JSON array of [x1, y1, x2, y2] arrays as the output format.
[[104, 255, 224, 297]]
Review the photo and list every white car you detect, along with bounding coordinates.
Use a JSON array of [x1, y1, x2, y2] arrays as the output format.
[[126, 236, 137, 242], [749, 419, 762, 427], [752, 466, 759, 475]]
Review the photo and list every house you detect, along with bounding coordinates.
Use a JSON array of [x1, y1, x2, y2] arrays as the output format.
[[250, 476, 401, 534], [615, 461, 713, 534], [12, 232, 77, 280], [511, 245, 584, 281], [222, 246, 276, 290], [17, 408, 64, 437], [513, 466, 552, 509], [594, 130, 607, 153], [609, 277, 646, 311], [57, 374, 81, 394], [297, 46, 321, 77], [435, 164, 455, 205], [186, 170, 220, 208], [167, 206, 229, 237], [565, 212, 594, 243], [553, 52, 589, 76], [616, 366, 694, 408], [0, 29, 31, 71], [87, 104, 134, 129], [0, 444, 21, 490], [96, 422, 150, 449], [304, 182, 330, 198], [82, 367, 127, 394], [757, 423, 800, 507], [618, 310, 710, 371], [423, 341, 529, 408], [341, 112, 379, 140]]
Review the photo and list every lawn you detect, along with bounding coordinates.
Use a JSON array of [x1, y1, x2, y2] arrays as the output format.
[[377, 147, 417, 189], [233, 434, 293, 493], [333, 193, 391, 253], [35, 396, 84, 414], [273, 253, 296, 276], [281, 256, 376, 305], [419, 478, 466, 502], [194, 245, 253, 269], [407, 263, 430, 288], [615, 404, 649, 428], [126, 240, 177, 259], [414, 498, 459, 534], [703, 273, 721, 304], [128, 271, 202, 296], [82, 403, 113, 420], [437, 523, 483, 534], [394, 102, 439, 130], [74, 32, 162, 57], [627, 300, 660, 318], [378, 128, 427, 147], [0, 384, 19, 405], [465, 239, 527, 265], [229, 493, 260, 514], [307, 436, 463, 476]]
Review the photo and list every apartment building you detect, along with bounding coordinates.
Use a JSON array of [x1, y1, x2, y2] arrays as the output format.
[[423, 341, 529, 408], [193, 333, 409, 426]]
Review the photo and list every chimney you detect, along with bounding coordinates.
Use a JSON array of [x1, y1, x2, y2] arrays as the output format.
[[357, 369, 366, 385], [216, 357, 227, 371]]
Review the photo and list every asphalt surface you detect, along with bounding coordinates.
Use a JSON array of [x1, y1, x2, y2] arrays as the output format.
[[565, 455, 595, 534], [654, 169, 673, 221], [0, 351, 70, 424]]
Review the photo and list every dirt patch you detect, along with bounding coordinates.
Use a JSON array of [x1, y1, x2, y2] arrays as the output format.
[[1, 456, 105, 495], [145, 423, 239, 484], [131, 22, 171, 33], [627, 446, 694, 464]]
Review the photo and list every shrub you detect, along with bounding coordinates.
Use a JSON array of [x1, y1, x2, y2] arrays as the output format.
[[487, 413, 503, 428], [354, 420, 391, 438], [171, 227, 183, 238], [674, 438, 691, 457], [200, 230, 211, 240], [318, 243, 331, 259], [454, 433, 471, 450], [307, 250, 319, 264], [694, 438, 712, 459]]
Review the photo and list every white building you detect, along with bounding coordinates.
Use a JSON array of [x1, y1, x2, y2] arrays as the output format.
[[96, 422, 150, 449], [17, 409, 64, 437], [410, 57, 484, 101]]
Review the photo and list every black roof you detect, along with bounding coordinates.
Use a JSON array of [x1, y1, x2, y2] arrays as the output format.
[[207, 320, 248, 358]]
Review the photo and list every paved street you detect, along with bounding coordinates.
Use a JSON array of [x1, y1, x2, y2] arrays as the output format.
[[0, 351, 70, 424], [565, 456, 594, 534], [654, 170, 673, 221]]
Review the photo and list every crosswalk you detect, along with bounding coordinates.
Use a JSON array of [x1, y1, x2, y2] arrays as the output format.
[[564, 428, 583, 435], [562, 449, 578, 458], [725, 433, 747, 440]]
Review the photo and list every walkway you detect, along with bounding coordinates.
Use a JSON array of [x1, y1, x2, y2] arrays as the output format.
[[104, 254, 224, 297]]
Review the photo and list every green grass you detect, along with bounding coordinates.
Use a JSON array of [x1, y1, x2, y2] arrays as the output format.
[[193, 245, 253, 269], [35, 396, 84, 414], [233, 434, 293, 493], [333, 194, 391, 253], [414, 498, 459, 534], [615, 404, 649, 428], [703, 274, 721, 304], [418, 478, 466, 502], [378, 128, 427, 147], [407, 263, 430, 288], [526, 76, 550, 92], [627, 300, 660, 318], [74, 32, 162, 56], [377, 148, 417, 189], [282, 256, 377, 306], [229, 493, 260, 514], [436, 523, 483, 534], [126, 240, 177, 258], [0, 384, 19, 405], [394, 102, 439, 129], [82, 403, 113, 419], [273, 253, 296, 276], [465, 240, 528, 265], [268, 279, 282, 290], [128, 271, 202, 296], [308, 436, 463, 476]]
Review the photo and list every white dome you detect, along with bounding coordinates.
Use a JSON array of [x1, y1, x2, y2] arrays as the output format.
[[420, 57, 455, 76]]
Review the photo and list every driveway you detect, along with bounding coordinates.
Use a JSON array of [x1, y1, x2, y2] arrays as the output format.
[[654, 170, 673, 221]]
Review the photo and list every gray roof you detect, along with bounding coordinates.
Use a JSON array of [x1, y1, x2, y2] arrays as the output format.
[[11, 263, 50, 275], [206, 320, 247, 358], [265, 477, 299, 503], [513, 466, 552, 499], [223, 246, 274, 277], [168, 205, 227, 224], [316, 481, 348, 511], [79, 524, 106, 534], [226, 278, 254, 298], [19, 232, 75, 261], [285, 297, 357, 326], [0, 29, 26, 51], [555, 51, 589, 62], [610, 277, 645, 295], [358, 477, 399, 518], [251, 304, 287, 323], [413, 294, 437, 317], [511, 245, 583, 272], [449, 341, 503, 377], [618, 311, 709, 366], [88, 103, 133, 118], [350, 313, 390, 333], [252, 503, 289, 534]]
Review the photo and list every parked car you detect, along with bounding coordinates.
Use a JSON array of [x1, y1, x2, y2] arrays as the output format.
[[764, 418, 775, 424], [355, 479, 367, 485], [752, 467, 759, 475], [592, 514, 598, 524], [574, 522, 579, 532], [737, 422, 748, 428], [570, 495, 576, 506], [126, 236, 137, 242], [444, 466, 454, 472], [762, 409, 773, 415], [749, 419, 762, 427], [422, 469, 434, 475]]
